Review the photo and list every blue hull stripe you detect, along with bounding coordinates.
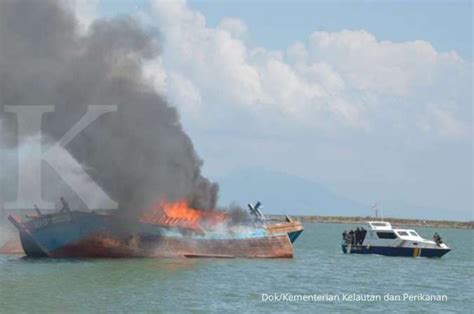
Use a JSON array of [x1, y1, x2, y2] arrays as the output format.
[[288, 230, 303, 243], [341, 245, 450, 258]]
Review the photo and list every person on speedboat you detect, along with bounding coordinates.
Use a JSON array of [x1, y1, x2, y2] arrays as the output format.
[[433, 232, 443, 246], [359, 227, 367, 245], [348, 230, 355, 245]]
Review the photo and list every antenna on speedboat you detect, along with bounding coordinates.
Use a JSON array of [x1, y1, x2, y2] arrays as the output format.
[[372, 202, 378, 219], [371, 202, 384, 221]]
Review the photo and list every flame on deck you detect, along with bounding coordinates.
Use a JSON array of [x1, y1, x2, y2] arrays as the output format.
[[139, 199, 228, 233]]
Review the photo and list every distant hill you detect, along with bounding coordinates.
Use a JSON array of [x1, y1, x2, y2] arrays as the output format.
[[215, 169, 368, 216]]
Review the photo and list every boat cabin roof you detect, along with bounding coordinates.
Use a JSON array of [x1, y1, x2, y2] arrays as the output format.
[[367, 221, 392, 230], [365, 221, 426, 241], [393, 229, 423, 240]]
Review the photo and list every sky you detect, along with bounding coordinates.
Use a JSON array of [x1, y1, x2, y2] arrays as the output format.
[[78, 0, 472, 219], [97, 0, 473, 60]]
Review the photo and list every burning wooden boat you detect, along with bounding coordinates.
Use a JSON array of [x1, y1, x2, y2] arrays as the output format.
[[7, 200, 303, 258]]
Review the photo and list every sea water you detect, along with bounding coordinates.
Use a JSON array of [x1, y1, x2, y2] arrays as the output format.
[[0, 223, 472, 313]]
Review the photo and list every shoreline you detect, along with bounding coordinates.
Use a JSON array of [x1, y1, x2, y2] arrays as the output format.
[[270, 215, 473, 229]]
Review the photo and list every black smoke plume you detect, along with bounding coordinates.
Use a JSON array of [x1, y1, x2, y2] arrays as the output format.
[[0, 0, 218, 213]]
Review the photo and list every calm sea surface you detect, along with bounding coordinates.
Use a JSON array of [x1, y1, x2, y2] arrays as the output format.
[[1, 223, 472, 313]]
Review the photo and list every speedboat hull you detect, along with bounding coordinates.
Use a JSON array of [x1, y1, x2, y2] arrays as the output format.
[[341, 244, 451, 258]]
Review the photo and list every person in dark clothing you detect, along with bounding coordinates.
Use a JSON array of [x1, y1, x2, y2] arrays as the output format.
[[349, 230, 355, 245], [360, 227, 367, 244], [342, 230, 347, 241], [355, 228, 361, 245], [433, 232, 443, 245], [60, 197, 70, 213]]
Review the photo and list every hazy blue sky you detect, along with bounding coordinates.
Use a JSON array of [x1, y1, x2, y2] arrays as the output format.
[[192, 0, 472, 59], [99, 0, 472, 59], [94, 0, 472, 219]]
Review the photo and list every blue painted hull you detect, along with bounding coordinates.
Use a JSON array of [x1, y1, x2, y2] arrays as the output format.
[[288, 230, 303, 243], [12, 212, 110, 257], [341, 244, 450, 258]]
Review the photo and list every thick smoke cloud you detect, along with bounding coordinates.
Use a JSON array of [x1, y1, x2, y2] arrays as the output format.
[[0, 0, 218, 212]]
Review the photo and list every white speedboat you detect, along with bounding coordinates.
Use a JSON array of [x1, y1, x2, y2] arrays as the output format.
[[341, 221, 451, 258]]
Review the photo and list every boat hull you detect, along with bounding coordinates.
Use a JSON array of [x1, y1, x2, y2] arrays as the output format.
[[341, 244, 451, 258], [264, 220, 304, 244], [8, 212, 296, 258], [47, 232, 293, 258]]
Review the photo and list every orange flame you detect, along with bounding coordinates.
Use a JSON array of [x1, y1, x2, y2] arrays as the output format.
[[140, 199, 228, 232], [162, 200, 201, 223]]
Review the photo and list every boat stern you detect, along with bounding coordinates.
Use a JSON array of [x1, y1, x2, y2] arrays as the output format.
[[265, 219, 304, 244]]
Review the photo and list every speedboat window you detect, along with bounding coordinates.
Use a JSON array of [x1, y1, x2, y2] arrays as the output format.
[[409, 231, 419, 237], [397, 231, 409, 236], [376, 232, 397, 239], [372, 222, 389, 227]]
